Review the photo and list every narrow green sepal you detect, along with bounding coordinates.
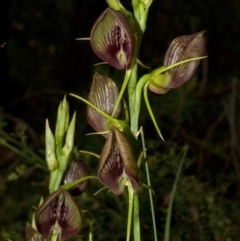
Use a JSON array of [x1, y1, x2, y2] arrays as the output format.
[[143, 83, 165, 140]]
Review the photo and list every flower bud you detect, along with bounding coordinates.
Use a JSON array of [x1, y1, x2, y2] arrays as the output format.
[[98, 126, 138, 195], [149, 31, 205, 94], [55, 96, 70, 152], [90, 8, 135, 70], [45, 119, 58, 171], [140, 0, 153, 8], [63, 159, 90, 196], [35, 189, 82, 241]]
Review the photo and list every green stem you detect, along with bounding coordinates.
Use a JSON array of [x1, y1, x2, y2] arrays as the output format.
[[128, 63, 139, 135], [127, 186, 134, 241], [140, 128, 158, 241], [164, 145, 188, 241], [133, 193, 141, 241]]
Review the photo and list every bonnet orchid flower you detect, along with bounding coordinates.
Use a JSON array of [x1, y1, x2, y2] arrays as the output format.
[[35, 189, 82, 241], [149, 31, 206, 94], [90, 8, 136, 70], [87, 72, 122, 135], [98, 126, 138, 195], [63, 159, 90, 196], [135, 31, 206, 140]]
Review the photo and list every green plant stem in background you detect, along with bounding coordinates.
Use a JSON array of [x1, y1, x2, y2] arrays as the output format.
[[0, 131, 46, 170], [164, 145, 188, 241], [140, 127, 158, 241]]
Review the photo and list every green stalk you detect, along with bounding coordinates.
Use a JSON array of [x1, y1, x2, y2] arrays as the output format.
[[127, 1, 152, 240], [164, 145, 188, 241], [140, 128, 158, 241], [127, 186, 134, 241], [133, 193, 141, 241]]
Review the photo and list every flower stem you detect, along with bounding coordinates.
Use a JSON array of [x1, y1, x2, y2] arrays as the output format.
[[133, 193, 141, 241], [140, 127, 158, 241], [164, 145, 188, 241], [127, 186, 134, 241]]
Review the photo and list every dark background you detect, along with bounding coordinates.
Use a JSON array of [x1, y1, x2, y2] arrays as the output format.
[[1, 0, 240, 240]]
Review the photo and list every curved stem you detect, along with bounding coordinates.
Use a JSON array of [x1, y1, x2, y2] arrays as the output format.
[[143, 82, 164, 140]]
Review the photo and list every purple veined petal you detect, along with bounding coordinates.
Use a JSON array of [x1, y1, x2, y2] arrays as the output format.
[[164, 31, 205, 89], [87, 72, 121, 134], [36, 189, 82, 241], [90, 8, 135, 70], [98, 126, 138, 195], [63, 159, 90, 196]]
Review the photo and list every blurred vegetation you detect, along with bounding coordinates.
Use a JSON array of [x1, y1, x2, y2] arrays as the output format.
[[0, 0, 240, 240]]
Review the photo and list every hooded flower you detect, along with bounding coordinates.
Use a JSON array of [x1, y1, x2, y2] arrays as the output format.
[[63, 159, 90, 196], [35, 189, 82, 241], [87, 72, 122, 134], [98, 126, 138, 195], [90, 8, 135, 70], [149, 31, 205, 94]]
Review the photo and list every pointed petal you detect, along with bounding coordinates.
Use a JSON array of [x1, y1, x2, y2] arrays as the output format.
[[90, 8, 135, 69], [36, 189, 82, 241], [87, 72, 121, 133], [63, 160, 90, 196], [164, 31, 205, 88]]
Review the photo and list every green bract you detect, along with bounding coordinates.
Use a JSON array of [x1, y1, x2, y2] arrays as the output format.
[[90, 8, 135, 69]]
